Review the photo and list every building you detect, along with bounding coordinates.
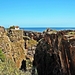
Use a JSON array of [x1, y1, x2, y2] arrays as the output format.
[[15, 26, 19, 30]]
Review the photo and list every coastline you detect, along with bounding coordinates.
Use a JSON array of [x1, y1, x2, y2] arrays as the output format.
[[20, 27, 75, 32]]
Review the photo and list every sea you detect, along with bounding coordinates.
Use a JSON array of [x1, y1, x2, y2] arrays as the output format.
[[20, 27, 75, 32]]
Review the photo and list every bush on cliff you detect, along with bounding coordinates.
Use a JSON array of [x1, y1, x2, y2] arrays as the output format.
[[28, 39, 37, 47], [0, 49, 31, 75], [0, 58, 31, 75], [0, 49, 5, 62], [9, 26, 15, 29]]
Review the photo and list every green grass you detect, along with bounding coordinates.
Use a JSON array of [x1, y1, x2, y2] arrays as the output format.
[[26, 59, 32, 70], [0, 58, 31, 75], [0, 49, 5, 62], [0, 48, 31, 75], [67, 31, 75, 35], [28, 39, 37, 48]]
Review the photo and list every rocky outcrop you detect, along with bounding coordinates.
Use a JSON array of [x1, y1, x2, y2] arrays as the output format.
[[23, 30, 43, 41], [0, 27, 26, 69], [34, 30, 61, 75], [1, 26, 75, 75], [59, 33, 75, 75], [0, 26, 38, 71], [34, 29, 75, 75]]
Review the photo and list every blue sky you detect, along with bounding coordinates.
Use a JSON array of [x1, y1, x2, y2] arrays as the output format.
[[0, 0, 75, 28]]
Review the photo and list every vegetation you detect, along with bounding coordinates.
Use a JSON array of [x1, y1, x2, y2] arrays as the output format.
[[0, 59, 32, 75], [7, 26, 15, 32], [0, 49, 5, 62], [0, 48, 31, 75], [28, 39, 37, 48], [67, 31, 75, 35], [26, 59, 32, 70], [9, 26, 15, 29]]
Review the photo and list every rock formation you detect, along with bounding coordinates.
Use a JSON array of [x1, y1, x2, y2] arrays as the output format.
[[0, 27, 26, 69], [1, 26, 75, 75], [0, 26, 37, 71], [34, 29, 75, 75], [23, 30, 43, 41]]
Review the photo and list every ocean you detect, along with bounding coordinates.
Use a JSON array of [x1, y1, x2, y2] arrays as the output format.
[[20, 27, 75, 32]]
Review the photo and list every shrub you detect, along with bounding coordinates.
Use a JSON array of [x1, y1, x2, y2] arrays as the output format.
[[9, 26, 15, 29], [0, 49, 5, 62], [0, 49, 31, 75], [0, 58, 31, 75], [28, 39, 37, 47]]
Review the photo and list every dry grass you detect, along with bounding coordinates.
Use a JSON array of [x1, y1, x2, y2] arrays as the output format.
[[0, 49, 31, 75], [28, 39, 37, 48]]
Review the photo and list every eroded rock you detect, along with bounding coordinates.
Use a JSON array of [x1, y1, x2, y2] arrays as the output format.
[[34, 29, 75, 75]]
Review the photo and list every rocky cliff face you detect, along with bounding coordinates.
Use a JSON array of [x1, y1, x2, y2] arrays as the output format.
[[59, 33, 75, 75], [34, 29, 75, 75], [0, 26, 38, 72], [1, 27, 75, 75], [23, 30, 43, 41], [0, 27, 26, 69]]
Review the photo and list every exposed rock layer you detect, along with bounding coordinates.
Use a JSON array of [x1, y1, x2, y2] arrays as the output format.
[[34, 29, 75, 75], [1, 27, 75, 75], [0, 28, 26, 68]]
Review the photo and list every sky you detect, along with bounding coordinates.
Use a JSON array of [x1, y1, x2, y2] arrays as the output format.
[[0, 0, 75, 28]]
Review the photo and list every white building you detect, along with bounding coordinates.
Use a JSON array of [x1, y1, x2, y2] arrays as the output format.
[[15, 26, 19, 30]]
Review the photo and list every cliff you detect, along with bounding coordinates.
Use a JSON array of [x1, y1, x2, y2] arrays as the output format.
[[0, 27, 26, 69], [1, 26, 75, 75], [34, 29, 75, 75], [0, 26, 38, 72]]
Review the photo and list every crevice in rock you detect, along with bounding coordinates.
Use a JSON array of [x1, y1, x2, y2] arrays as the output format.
[[20, 60, 26, 71]]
